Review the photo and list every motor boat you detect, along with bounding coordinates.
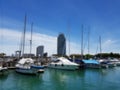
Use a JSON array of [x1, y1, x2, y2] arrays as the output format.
[[48, 57, 79, 70], [16, 58, 44, 75]]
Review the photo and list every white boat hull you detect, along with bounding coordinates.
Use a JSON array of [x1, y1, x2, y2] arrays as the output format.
[[15, 58, 44, 75], [16, 65, 44, 75], [16, 68, 38, 75]]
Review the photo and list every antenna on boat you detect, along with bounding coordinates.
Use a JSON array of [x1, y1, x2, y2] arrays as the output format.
[[30, 22, 33, 57]]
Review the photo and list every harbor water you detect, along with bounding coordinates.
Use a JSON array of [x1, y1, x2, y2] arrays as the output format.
[[0, 67, 120, 90]]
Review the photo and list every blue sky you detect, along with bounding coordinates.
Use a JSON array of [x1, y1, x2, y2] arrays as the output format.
[[0, 0, 120, 55]]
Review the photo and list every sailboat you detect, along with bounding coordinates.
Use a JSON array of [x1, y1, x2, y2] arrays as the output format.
[[15, 15, 44, 75], [96, 36, 115, 68]]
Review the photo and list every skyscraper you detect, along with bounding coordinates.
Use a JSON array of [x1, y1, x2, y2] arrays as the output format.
[[36, 45, 44, 57], [57, 33, 66, 56]]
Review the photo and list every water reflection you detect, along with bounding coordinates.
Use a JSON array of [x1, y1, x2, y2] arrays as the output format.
[[0, 68, 120, 90], [0, 70, 44, 90]]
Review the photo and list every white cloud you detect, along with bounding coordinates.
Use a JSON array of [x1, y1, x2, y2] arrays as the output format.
[[0, 28, 119, 56], [0, 28, 57, 56], [102, 39, 119, 53], [103, 39, 116, 47], [0, 28, 82, 56]]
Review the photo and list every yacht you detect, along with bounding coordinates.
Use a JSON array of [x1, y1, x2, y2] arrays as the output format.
[[109, 58, 120, 66], [16, 58, 44, 75], [99, 59, 116, 68], [48, 57, 79, 70]]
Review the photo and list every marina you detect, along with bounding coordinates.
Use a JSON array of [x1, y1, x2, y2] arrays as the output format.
[[1, 0, 120, 90], [0, 56, 120, 90]]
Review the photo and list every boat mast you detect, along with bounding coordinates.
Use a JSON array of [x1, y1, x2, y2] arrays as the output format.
[[88, 27, 90, 54], [19, 31, 23, 58], [81, 25, 84, 60], [30, 23, 33, 57], [22, 14, 27, 57], [99, 36, 102, 58], [68, 21, 70, 57]]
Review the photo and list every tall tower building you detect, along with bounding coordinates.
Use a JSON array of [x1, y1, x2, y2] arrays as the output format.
[[36, 45, 44, 57], [57, 33, 66, 56]]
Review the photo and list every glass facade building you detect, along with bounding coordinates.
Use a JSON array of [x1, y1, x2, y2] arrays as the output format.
[[57, 33, 66, 56]]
